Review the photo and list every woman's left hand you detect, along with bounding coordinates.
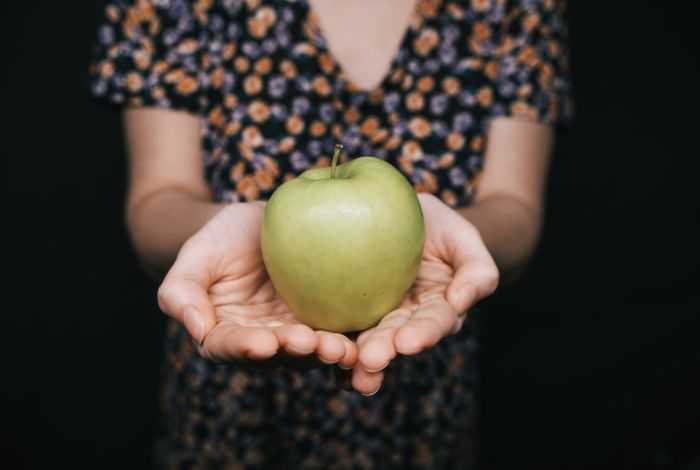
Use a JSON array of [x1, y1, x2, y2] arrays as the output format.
[[351, 193, 500, 395]]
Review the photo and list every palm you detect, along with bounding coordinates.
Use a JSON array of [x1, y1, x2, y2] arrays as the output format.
[[158, 202, 356, 368], [351, 193, 499, 394]]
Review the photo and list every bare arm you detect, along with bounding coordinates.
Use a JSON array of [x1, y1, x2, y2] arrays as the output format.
[[457, 117, 554, 282], [123, 107, 225, 280]]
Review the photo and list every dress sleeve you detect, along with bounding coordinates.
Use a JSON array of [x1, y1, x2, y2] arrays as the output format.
[[481, 0, 574, 127], [87, 0, 208, 115]]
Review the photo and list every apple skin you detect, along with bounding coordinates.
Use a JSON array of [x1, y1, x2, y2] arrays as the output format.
[[261, 156, 425, 333]]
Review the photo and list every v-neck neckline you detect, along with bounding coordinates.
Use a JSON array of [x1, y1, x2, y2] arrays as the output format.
[[302, 0, 423, 96]]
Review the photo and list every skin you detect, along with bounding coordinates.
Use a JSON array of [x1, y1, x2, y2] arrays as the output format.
[[126, 0, 554, 395]]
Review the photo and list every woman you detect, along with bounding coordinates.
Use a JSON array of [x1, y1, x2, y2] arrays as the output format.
[[89, 0, 571, 467]]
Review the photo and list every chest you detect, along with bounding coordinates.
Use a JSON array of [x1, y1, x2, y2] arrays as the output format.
[[307, 0, 418, 91]]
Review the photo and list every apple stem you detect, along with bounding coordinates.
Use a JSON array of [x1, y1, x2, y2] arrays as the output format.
[[331, 144, 343, 180]]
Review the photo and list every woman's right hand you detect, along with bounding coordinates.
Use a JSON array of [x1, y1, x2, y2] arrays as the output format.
[[157, 201, 358, 370]]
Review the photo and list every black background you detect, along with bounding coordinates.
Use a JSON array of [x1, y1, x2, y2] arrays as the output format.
[[5, 1, 699, 468]]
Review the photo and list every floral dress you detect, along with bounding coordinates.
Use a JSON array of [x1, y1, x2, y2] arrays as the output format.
[[89, 0, 571, 468]]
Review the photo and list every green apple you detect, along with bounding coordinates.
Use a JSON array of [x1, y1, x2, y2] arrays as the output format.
[[261, 145, 425, 333]]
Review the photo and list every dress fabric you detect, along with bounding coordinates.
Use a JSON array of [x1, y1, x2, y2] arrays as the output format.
[[89, 0, 571, 468]]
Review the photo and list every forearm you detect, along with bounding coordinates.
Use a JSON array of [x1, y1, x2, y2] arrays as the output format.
[[126, 188, 226, 280], [457, 194, 543, 283]]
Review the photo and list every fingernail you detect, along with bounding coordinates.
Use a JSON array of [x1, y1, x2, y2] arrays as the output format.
[[338, 363, 352, 370], [361, 385, 381, 397], [319, 357, 338, 365], [184, 306, 204, 345]]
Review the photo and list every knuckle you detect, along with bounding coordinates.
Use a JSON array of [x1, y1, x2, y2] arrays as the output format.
[[156, 282, 176, 314]]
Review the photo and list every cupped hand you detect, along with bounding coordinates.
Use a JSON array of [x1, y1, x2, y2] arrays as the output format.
[[351, 193, 499, 395], [157, 202, 357, 370]]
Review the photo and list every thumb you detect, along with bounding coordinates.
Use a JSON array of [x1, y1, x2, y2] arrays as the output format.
[[157, 246, 217, 345], [446, 261, 499, 315]]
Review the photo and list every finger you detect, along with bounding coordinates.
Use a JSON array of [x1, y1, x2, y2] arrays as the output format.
[[158, 241, 217, 344], [202, 323, 279, 361], [351, 366, 384, 397], [444, 226, 499, 313], [316, 332, 347, 365], [357, 308, 412, 373], [273, 324, 319, 356], [338, 335, 359, 370], [394, 296, 457, 355]]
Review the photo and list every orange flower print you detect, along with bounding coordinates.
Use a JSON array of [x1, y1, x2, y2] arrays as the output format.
[[254, 168, 274, 191], [99, 61, 114, 79], [398, 73, 412, 91], [133, 49, 151, 70], [280, 60, 297, 78], [402, 140, 423, 160], [175, 76, 199, 95], [286, 115, 305, 135], [254, 57, 272, 75], [238, 141, 255, 161], [446, 132, 465, 150], [470, 135, 484, 152], [244, 74, 263, 95], [406, 92, 425, 111], [441, 188, 457, 206], [224, 94, 238, 109], [236, 175, 260, 201], [384, 135, 402, 150], [312, 76, 332, 96], [418, 0, 439, 17], [413, 28, 439, 56], [310, 121, 327, 137], [208, 106, 225, 129], [511, 101, 538, 120], [106, 4, 121, 22], [360, 117, 380, 136], [247, 17, 268, 39], [484, 61, 498, 80], [344, 108, 360, 124], [539, 63, 555, 86], [390, 68, 405, 84], [446, 2, 465, 19], [523, 13, 541, 33], [225, 120, 241, 137], [371, 128, 389, 144], [518, 46, 539, 67], [223, 42, 237, 60], [164, 68, 185, 84], [128, 96, 143, 107], [262, 156, 280, 177], [151, 86, 165, 100], [314, 157, 330, 168], [398, 153, 414, 174], [417, 76, 435, 93], [422, 170, 438, 193], [472, 22, 491, 41], [517, 83, 533, 98], [230, 161, 246, 183], [211, 67, 225, 89], [177, 38, 199, 55], [438, 152, 455, 168], [242, 125, 263, 147], [471, 0, 492, 12], [245, 0, 261, 10], [152, 60, 168, 76], [278, 136, 296, 153], [248, 100, 270, 123], [476, 86, 493, 107], [256, 6, 277, 28], [409, 117, 431, 139], [441, 77, 460, 96], [235, 56, 250, 73], [318, 53, 335, 74]]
